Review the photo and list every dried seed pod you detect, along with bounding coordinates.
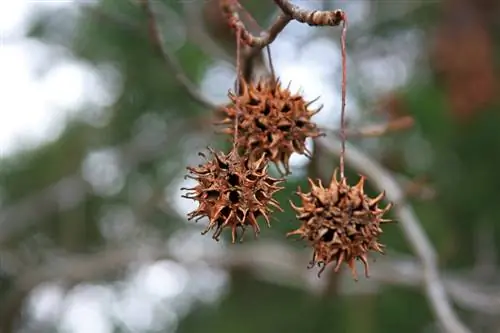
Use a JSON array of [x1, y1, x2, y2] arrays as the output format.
[[182, 148, 284, 243], [287, 169, 393, 280], [216, 78, 323, 174]]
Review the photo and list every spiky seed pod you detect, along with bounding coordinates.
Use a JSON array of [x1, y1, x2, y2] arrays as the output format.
[[287, 169, 393, 280], [182, 148, 284, 243], [216, 78, 323, 175]]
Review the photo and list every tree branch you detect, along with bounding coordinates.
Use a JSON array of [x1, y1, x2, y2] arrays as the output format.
[[139, 0, 219, 110], [273, 0, 345, 26], [6, 240, 500, 316], [220, 1, 291, 51]]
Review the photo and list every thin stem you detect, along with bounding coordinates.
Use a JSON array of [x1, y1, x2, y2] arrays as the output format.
[[339, 19, 348, 179], [233, 25, 242, 150], [139, 0, 217, 110], [266, 45, 276, 81]]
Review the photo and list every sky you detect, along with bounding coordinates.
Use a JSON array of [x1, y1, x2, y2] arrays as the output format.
[[0, 1, 411, 332]]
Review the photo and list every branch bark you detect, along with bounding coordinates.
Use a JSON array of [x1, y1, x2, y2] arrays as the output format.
[[5, 239, 500, 315]]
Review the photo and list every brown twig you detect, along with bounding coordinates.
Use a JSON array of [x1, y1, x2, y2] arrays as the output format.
[[325, 116, 415, 138], [339, 19, 348, 179], [6, 240, 500, 316], [233, 23, 242, 148], [221, 0, 291, 51], [273, 0, 345, 26]]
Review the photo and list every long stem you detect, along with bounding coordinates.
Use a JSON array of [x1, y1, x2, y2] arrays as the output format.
[[234, 25, 242, 150], [339, 19, 348, 179]]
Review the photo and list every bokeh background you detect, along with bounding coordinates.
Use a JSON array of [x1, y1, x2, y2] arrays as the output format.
[[1, 0, 500, 332]]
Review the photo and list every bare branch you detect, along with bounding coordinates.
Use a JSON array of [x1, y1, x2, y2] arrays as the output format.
[[273, 0, 345, 26], [6, 240, 500, 315], [221, 1, 291, 50], [139, 0, 219, 110], [328, 116, 415, 138], [317, 136, 471, 333]]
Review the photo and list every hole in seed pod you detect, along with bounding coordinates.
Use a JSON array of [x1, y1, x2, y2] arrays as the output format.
[[250, 141, 260, 150], [321, 229, 334, 242], [255, 118, 266, 130], [278, 124, 292, 131], [216, 159, 229, 170], [255, 189, 266, 202], [262, 103, 271, 115], [229, 190, 240, 203], [263, 178, 275, 185], [267, 133, 273, 143], [249, 97, 260, 106], [246, 174, 258, 181], [228, 173, 240, 186], [206, 190, 219, 200], [219, 206, 231, 221], [236, 208, 245, 220], [296, 120, 305, 127], [281, 104, 291, 113]]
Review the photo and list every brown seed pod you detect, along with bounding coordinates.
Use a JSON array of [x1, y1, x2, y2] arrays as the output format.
[[216, 78, 323, 175], [287, 169, 393, 280], [182, 148, 284, 243]]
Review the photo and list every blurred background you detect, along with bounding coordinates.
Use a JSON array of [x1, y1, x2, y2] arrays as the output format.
[[1, 0, 500, 332]]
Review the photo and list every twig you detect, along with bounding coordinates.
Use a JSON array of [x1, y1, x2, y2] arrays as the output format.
[[221, 0, 291, 50], [273, 0, 345, 26], [339, 19, 348, 179], [270, 0, 349, 179], [317, 136, 471, 333], [138, 0, 218, 110], [324, 116, 415, 138]]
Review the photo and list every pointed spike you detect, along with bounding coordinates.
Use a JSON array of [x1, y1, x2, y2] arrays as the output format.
[[329, 168, 339, 188], [305, 95, 320, 107], [310, 105, 324, 115], [347, 258, 359, 281], [355, 175, 366, 194], [332, 232, 342, 244], [286, 228, 305, 238], [372, 242, 385, 254], [383, 202, 394, 213], [334, 251, 345, 272], [368, 191, 386, 207], [359, 254, 370, 278], [317, 263, 327, 278], [269, 200, 284, 212], [247, 212, 261, 237], [231, 224, 238, 244], [307, 178, 318, 191]]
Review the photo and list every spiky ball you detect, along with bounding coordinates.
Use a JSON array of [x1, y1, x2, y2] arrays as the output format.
[[287, 169, 393, 280], [216, 78, 322, 174], [182, 148, 284, 243]]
